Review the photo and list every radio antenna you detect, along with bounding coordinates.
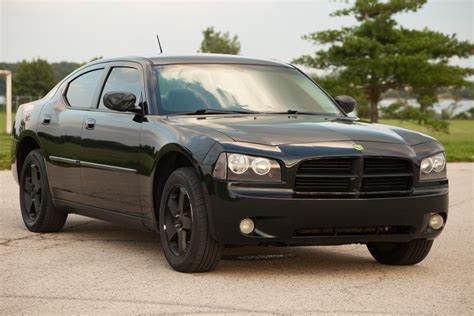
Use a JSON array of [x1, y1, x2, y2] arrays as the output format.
[[156, 35, 163, 54]]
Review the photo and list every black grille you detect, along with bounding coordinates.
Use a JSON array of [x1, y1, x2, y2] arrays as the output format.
[[294, 157, 413, 198], [364, 158, 410, 174], [294, 158, 355, 194], [361, 158, 412, 194], [297, 158, 353, 175], [295, 177, 351, 192], [362, 176, 411, 192]]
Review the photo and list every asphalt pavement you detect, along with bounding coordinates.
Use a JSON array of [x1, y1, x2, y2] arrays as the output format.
[[1, 163, 473, 314]]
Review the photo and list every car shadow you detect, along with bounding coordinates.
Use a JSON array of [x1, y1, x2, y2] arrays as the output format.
[[59, 217, 426, 276], [216, 245, 379, 276], [61, 216, 159, 243]]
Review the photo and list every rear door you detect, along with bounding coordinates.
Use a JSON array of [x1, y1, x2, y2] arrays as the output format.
[[39, 67, 105, 203], [79, 62, 145, 217]]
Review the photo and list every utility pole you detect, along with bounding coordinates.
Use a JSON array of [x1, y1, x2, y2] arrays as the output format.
[[0, 70, 12, 134]]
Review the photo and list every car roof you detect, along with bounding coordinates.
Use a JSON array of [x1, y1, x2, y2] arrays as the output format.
[[87, 54, 292, 68]]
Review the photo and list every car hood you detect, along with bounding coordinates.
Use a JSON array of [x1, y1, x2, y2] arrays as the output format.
[[166, 115, 436, 146]]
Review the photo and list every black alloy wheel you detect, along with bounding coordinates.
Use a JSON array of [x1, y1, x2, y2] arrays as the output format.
[[19, 150, 68, 232], [159, 167, 223, 273], [164, 185, 193, 256], [22, 163, 43, 221]]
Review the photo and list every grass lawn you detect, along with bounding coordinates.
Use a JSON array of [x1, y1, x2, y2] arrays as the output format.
[[0, 112, 8, 135], [0, 116, 472, 170], [0, 133, 11, 170], [0, 112, 12, 170]]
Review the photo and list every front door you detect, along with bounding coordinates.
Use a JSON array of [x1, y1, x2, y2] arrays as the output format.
[[79, 64, 144, 217]]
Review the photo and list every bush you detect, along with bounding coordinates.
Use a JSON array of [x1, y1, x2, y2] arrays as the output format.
[[381, 101, 449, 134]]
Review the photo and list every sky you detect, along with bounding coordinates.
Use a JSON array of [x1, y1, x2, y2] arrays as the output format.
[[1, 0, 473, 68]]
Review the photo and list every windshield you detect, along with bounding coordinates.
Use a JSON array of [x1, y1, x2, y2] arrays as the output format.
[[153, 64, 342, 116]]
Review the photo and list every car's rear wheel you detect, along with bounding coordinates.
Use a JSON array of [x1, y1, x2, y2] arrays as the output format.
[[19, 149, 68, 232], [159, 167, 222, 273], [367, 239, 433, 265]]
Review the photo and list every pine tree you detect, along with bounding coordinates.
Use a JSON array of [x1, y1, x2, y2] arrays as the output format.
[[198, 27, 241, 55], [294, 0, 473, 122]]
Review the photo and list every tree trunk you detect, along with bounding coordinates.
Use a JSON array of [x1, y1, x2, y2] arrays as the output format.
[[368, 89, 380, 123], [370, 102, 379, 122]]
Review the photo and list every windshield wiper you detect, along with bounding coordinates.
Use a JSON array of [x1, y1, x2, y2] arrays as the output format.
[[329, 116, 358, 122], [263, 110, 329, 115], [265, 109, 301, 114], [179, 108, 260, 115]]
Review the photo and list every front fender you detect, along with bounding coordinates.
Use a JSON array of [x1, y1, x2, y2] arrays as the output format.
[[139, 119, 218, 228]]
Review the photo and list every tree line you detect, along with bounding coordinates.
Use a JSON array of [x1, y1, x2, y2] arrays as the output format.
[[0, 0, 472, 127], [0, 60, 81, 97]]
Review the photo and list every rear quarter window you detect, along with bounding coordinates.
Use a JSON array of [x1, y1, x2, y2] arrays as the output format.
[[66, 69, 104, 108]]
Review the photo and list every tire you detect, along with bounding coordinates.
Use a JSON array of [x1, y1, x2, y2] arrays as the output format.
[[159, 167, 222, 273], [19, 149, 68, 232], [367, 239, 434, 265]]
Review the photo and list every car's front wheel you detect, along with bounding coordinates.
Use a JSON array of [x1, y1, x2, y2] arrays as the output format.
[[367, 239, 434, 265], [19, 149, 68, 232], [159, 167, 223, 273]]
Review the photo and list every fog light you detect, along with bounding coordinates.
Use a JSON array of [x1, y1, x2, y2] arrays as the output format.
[[429, 214, 444, 230], [239, 218, 255, 235]]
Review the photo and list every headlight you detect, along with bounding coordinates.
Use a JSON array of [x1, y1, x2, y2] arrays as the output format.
[[420, 157, 433, 174], [420, 153, 446, 181], [432, 153, 446, 172], [251, 158, 272, 175], [228, 154, 249, 174], [212, 153, 281, 182]]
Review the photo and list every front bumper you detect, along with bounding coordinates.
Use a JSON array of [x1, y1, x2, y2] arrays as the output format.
[[206, 182, 448, 246]]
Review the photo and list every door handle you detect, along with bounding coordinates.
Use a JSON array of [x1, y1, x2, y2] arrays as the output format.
[[85, 118, 96, 130], [41, 114, 52, 125]]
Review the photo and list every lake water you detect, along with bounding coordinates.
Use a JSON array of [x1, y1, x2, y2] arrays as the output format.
[[379, 98, 473, 116]]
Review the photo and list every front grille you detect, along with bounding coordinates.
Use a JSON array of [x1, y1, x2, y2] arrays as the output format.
[[364, 158, 411, 174], [361, 158, 412, 195], [294, 157, 413, 198], [294, 158, 355, 194], [362, 176, 411, 192], [297, 158, 353, 175], [295, 177, 351, 192]]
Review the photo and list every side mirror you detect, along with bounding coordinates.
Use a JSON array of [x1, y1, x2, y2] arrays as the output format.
[[103, 91, 141, 113], [334, 95, 356, 114]]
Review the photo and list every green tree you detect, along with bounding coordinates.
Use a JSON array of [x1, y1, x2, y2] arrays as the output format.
[[51, 61, 81, 82], [312, 72, 371, 118], [14, 59, 55, 97], [294, 0, 474, 122], [198, 27, 241, 55]]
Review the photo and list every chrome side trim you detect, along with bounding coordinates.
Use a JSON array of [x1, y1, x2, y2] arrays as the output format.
[[80, 161, 137, 173], [49, 156, 137, 173], [49, 156, 79, 165]]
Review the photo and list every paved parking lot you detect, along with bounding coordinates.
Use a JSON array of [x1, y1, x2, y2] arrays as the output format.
[[1, 163, 473, 314]]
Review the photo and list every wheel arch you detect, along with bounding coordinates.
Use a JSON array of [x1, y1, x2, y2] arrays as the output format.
[[15, 131, 43, 181], [150, 143, 205, 223]]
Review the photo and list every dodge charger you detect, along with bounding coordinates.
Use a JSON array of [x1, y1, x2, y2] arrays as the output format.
[[12, 54, 448, 272]]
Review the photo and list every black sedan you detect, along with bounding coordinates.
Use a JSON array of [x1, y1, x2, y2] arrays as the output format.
[[12, 54, 448, 272]]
